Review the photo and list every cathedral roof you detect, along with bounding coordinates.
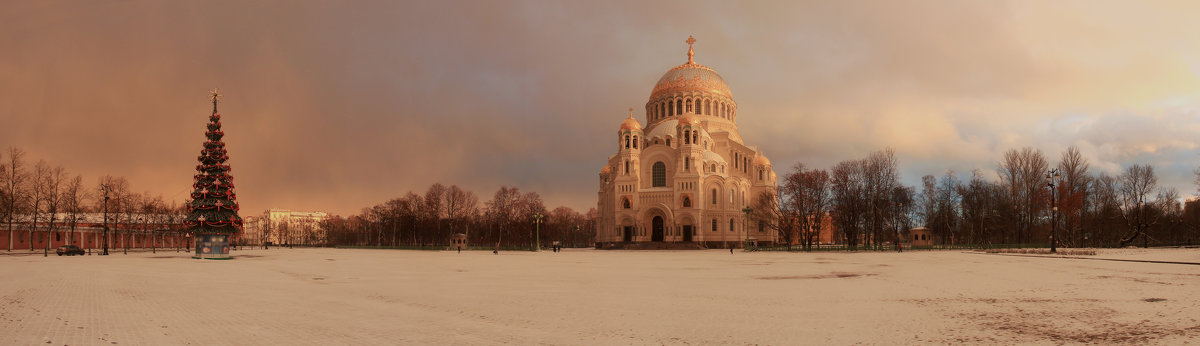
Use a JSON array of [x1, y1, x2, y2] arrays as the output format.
[[701, 150, 726, 164], [650, 36, 732, 100], [646, 119, 677, 139]]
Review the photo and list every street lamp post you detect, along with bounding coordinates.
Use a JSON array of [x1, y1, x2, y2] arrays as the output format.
[[742, 207, 753, 250], [896, 202, 903, 252], [100, 184, 110, 256], [136, 217, 143, 254], [533, 213, 543, 252], [1046, 169, 1061, 253]]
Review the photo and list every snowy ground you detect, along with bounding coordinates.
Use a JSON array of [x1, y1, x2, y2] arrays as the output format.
[[1, 247, 1198, 345]]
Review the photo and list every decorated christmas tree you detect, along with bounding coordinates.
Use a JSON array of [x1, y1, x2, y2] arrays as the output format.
[[186, 88, 243, 259]]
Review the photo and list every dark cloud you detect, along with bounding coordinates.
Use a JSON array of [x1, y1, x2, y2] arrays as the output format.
[[2, 1, 1199, 216]]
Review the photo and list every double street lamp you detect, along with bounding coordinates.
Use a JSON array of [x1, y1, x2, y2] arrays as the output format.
[[532, 213, 543, 252], [741, 206, 753, 250], [1046, 169, 1061, 253]]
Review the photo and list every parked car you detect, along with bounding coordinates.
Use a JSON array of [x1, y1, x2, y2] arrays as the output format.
[[56, 245, 85, 256]]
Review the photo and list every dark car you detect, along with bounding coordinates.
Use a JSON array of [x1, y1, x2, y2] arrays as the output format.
[[56, 245, 85, 256]]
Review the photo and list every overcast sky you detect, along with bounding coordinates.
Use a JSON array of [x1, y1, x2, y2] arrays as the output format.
[[2, 1, 1199, 216]]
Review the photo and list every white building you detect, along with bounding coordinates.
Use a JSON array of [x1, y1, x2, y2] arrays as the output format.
[[597, 37, 778, 248]]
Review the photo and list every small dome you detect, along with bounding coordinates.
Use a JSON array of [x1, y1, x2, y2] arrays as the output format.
[[600, 165, 612, 174], [755, 155, 771, 166], [619, 117, 642, 131], [619, 108, 642, 131]]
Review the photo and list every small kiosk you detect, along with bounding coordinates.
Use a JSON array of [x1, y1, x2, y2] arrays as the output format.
[[450, 233, 468, 251]]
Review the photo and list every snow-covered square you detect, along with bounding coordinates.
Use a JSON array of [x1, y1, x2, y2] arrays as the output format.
[[2, 248, 1199, 344]]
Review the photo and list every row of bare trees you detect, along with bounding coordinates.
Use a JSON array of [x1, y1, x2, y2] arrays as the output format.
[[918, 146, 1196, 247], [321, 183, 597, 249], [754, 146, 1200, 249], [1, 147, 186, 252]]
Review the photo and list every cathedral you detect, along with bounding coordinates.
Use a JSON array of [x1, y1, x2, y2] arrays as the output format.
[[596, 37, 778, 249]]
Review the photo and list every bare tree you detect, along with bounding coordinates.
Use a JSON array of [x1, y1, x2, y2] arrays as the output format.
[[5, 148, 27, 251], [423, 183, 448, 246], [1056, 146, 1091, 247], [28, 160, 49, 250], [831, 159, 866, 249], [998, 147, 1048, 244], [444, 185, 478, 242], [41, 165, 66, 256], [1118, 164, 1158, 247], [751, 189, 787, 249], [62, 175, 86, 246]]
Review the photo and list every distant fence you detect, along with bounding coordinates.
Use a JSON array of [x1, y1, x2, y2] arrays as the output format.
[[335, 245, 541, 251], [756, 243, 1050, 252]]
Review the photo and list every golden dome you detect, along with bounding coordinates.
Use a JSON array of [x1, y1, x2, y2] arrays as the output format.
[[755, 155, 771, 166], [619, 108, 641, 131], [649, 36, 732, 100]]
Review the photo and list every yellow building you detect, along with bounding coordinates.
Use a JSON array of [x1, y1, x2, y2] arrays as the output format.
[[597, 37, 778, 248], [243, 209, 329, 246]]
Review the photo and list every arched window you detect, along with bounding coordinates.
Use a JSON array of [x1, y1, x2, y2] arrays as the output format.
[[730, 219, 735, 232], [633, 135, 638, 149], [683, 130, 690, 144], [759, 169, 764, 180], [676, 100, 682, 115], [624, 160, 629, 174], [734, 153, 738, 168], [624, 135, 630, 148], [686, 99, 693, 113], [704, 100, 711, 115], [710, 164, 716, 173], [652, 162, 666, 187], [682, 196, 692, 208], [692, 131, 697, 144], [711, 189, 717, 204], [712, 219, 718, 232], [684, 157, 690, 170], [623, 197, 631, 209], [666, 138, 671, 147]]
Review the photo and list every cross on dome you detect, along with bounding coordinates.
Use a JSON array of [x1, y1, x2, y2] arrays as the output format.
[[686, 35, 696, 64]]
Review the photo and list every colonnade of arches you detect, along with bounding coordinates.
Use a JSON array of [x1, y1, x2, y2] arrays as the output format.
[[647, 95, 736, 123]]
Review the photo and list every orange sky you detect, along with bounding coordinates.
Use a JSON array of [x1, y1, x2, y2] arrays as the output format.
[[2, 1, 1199, 215]]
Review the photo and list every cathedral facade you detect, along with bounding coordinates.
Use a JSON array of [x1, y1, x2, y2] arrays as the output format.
[[596, 37, 778, 249]]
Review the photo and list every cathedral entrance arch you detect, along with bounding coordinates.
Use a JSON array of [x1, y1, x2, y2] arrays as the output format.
[[683, 225, 693, 242], [652, 216, 664, 242]]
